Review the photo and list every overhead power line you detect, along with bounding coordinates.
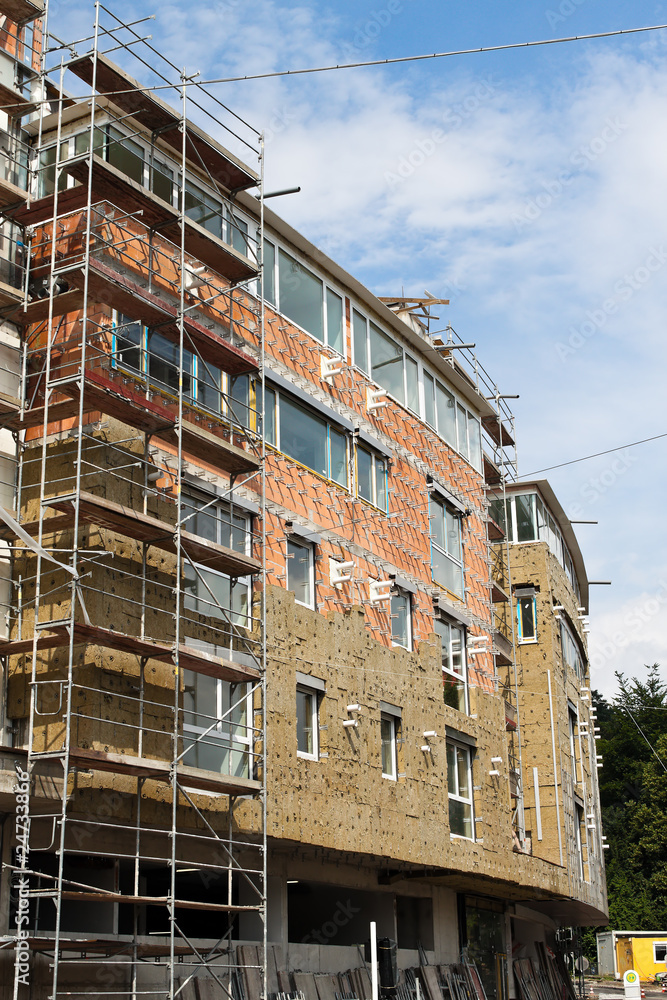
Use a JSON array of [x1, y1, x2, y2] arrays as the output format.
[[522, 431, 667, 478], [623, 706, 667, 775], [43, 22, 667, 104]]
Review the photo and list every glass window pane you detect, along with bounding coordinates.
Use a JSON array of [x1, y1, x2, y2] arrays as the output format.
[[449, 796, 472, 838], [329, 427, 347, 486], [151, 159, 173, 203], [381, 716, 396, 777], [326, 289, 344, 355], [375, 456, 387, 511], [182, 669, 217, 729], [228, 373, 249, 427], [432, 547, 464, 597], [264, 387, 276, 445], [370, 323, 404, 403], [468, 416, 482, 472], [457, 404, 469, 460], [278, 249, 323, 341], [391, 592, 410, 648], [406, 355, 419, 413], [280, 395, 328, 476], [456, 747, 470, 798], [197, 359, 221, 413], [184, 181, 222, 240], [148, 332, 192, 398], [297, 688, 315, 755], [288, 539, 312, 606], [436, 382, 456, 445], [444, 677, 466, 713], [115, 315, 142, 373], [229, 211, 248, 255], [519, 598, 535, 640], [424, 372, 435, 427], [515, 494, 537, 542], [353, 310, 368, 373], [447, 743, 456, 790], [451, 626, 464, 677], [357, 446, 373, 502], [446, 508, 462, 561], [263, 240, 276, 305], [434, 618, 449, 670], [431, 499, 445, 550], [108, 126, 144, 185]]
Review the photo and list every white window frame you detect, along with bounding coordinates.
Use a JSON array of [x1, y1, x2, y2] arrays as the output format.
[[182, 669, 252, 778], [653, 943, 667, 964], [380, 710, 400, 780], [355, 441, 388, 511], [575, 803, 585, 880], [264, 385, 349, 488], [560, 617, 585, 681], [447, 741, 475, 840], [263, 239, 346, 356], [435, 617, 468, 715], [429, 496, 464, 599], [390, 588, 412, 650], [517, 595, 537, 643], [287, 537, 315, 609], [569, 708, 579, 785], [182, 490, 252, 629], [296, 683, 320, 760]]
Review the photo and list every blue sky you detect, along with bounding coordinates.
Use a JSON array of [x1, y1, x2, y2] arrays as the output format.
[[52, 0, 667, 698]]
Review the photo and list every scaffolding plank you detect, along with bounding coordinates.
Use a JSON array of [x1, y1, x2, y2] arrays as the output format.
[[0, 82, 33, 117], [33, 491, 261, 576], [60, 890, 261, 912], [67, 52, 258, 193], [0, 174, 28, 210], [61, 155, 258, 282], [482, 415, 515, 448], [58, 369, 260, 474], [0, 397, 87, 431], [0, 621, 259, 682], [0, 0, 44, 22], [65, 256, 257, 375], [25, 936, 193, 956], [19, 288, 85, 323], [67, 746, 262, 795], [0, 277, 24, 307]]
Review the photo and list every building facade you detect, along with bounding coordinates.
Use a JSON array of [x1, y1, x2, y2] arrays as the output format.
[[0, 5, 607, 999]]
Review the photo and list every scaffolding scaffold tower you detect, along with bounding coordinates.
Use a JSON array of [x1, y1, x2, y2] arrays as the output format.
[[0, 3, 268, 997]]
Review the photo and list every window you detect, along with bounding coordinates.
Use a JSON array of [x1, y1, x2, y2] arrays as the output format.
[[435, 618, 467, 713], [287, 538, 314, 609], [112, 313, 252, 428], [447, 742, 474, 839], [390, 589, 412, 650], [653, 943, 667, 964], [517, 596, 537, 642], [264, 386, 348, 486], [430, 496, 464, 598], [261, 243, 343, 353], [107, 125, 144, 185], [182, 670, 251, 777], [182, 492, 251, 628], [575, 804, 585, 879], [504, 492, 581, 602], [568, 708, 579, 785], [560, 619, 585, 681], [356, 443, 387, 511], [380, 710, 400, 779], [296, 685, 319, 759]]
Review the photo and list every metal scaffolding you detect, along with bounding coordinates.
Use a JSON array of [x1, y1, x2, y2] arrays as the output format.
[[1, 3, 267, 997]]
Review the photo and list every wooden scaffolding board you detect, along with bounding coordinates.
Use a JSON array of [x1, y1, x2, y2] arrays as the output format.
[[67, 745, 262, 796], [67, 52, 258, 192]]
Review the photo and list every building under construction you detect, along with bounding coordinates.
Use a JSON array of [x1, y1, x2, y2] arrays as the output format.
[[0, 3, 607, 999]]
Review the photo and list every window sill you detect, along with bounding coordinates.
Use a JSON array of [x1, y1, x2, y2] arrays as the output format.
[[297, 752, 319, 762]]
